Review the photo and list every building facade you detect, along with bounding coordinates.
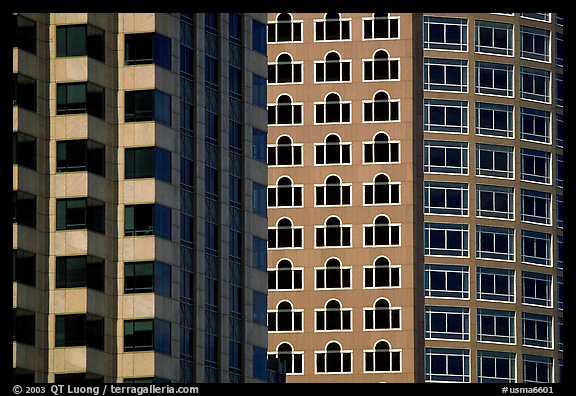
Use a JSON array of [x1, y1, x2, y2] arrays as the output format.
[[266, 13, 425, 382], [13, 12, 270, 383], [422, 12, 563, 383], [266, 12, 564, 383]]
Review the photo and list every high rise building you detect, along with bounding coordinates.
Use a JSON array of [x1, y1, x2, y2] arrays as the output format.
[[12, 12, 270, 383], [266, 12, 563, 383]]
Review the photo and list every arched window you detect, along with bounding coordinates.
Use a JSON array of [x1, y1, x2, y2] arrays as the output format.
[[269, 53, 303, 84], [364, 49, 400, 81], [364, 91, 400, 122], [364, 256, 401, 288], [315, 216, 351, 248], [315, 13, 351, 41], [268, 259, 303, 290], [315, 341, 352, 374], [270, 342, 303, 375], [268, 300, 303, 332], [268, 176, 303, 207], [315, 257, 351, 289], [315, 92, 351, 124], [316, 299, 352, 331], [364, 340, 401, 372], [268, 13, 302, 43], [363, 132, 400, 164], [268, 135, 303, 166], [268, 217, 303, 249], [364, 298, 401, 330], [364, 173, 401, 205], [315, 134, 351, 165], [269, 94, 303, 125], [364, 215, 401, 246], [315, 175, 351, 206], [315, 51, 351, 83], [363, 13, 400, 40]]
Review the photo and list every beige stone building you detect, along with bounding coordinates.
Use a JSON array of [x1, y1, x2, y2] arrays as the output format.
[[266, 12, 563, 383], [13, 12, 270, 383]]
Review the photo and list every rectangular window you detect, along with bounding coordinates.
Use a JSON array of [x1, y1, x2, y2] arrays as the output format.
[[13, 191, 36, 228], [520, 67, 550, 103], [522, 313, 553, 349], [521, 13, 551, 22], [423, 16, 467, 51], [125, 33, 171, 69], [252, 20, 267, 55], [556, 113, 563, 148], [476, 226, 515, 261], [523, 355, 552, 383], [556, 33, 563, 67], [425, 306, 469, 341], [424, 99, 468, 133], [14, 14, 36, 54], [521, 148, 550, 184], [477, 351, 516, 383], [125, 90, 171, 126], [424, 58, 468, 92], [252, 74, 267, 109], [124, 204, 171, 239], [57, 139, 105, 176], [56, 82, 104, 119], [520, 26, 550, 62], [424, 222, 469, 257], [556, 74, 563, 107], [13, 73, 36, 112], [252, 236, 267, 270], [124, 261, 171, 297], [476, 184, 514, 220], [425, 348, 470, 382], [56, 255, 104, 291], [521, 230, 552, 267], [124, 319, 170, 354], [253, 346, 268, 380], [520, 108, 550, 144], [557, 235, 563, 270], [13, 308, 35, 345], [12, 249, 35, 286], [557, 277, 563, 310], [476, 102, 513, 138], [424, 140, 468, 175], [521, 189, 551, 225], [252, 182, 267, 217], [56, 24, 105, 62], [56, 198, 104, 233], [13, 132, 36, 170], [476, 143, 514, 179], [557, 195, 563, 229], [424, 181, 468, 216], [477, 309, 515, 344], [522, 271, 552, 307], [55, 314, 104, 350], [253, 291, 267, 325], [252, 128, 267, 162], [125, 147, 171, 183], [475, 61, 514, 97], [475, 20, 513, 56], [477, 267, 515, 303], [424, 264, 469, 299]]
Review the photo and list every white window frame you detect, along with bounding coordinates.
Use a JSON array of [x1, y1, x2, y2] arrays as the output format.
[[477, 351, 516, 383], [362, 13, 400, 40], [313, 13, 352, 42], [424, 181, 468, 216], [520, 148, 551, 185], [363, 340, 402, 373], [314, 51, 352, 83], [424, 99, 468, 134], [363, 173, 401, 206], [475, 20, 514, 56], [522, 355, 553, 383], [520, 13, 551, 22], [362, 90, 401, 123], [424, 140, 469, 175], [425, 347, 470, 383], [475, 225, 515, 262], [314, 216, 352, 249], [363, 298, 402, 331], [475, 143, 514, 180], [476, 267, 516, 303], [521, 271, 553, 308], [362, 132, 401, 164], [521, 230, 552, 267], [424, 264, 470, 299], [477, 308, 516, 344], [424, 58, 468, 93], [267, 135, 303, 167], [363, 256, 401, 289], [423, 16, 468, 52], [476, 184, 515, 220], [267, 300, 304, 333], [425, 306, 470, 341], [267, 94, 303, 126], [314, 92, 352, 124], [424, 222, 469, 258], [522, 312, 553, 349], [475, 61, 514, 97], [268, 258, 304, 291], [267, 176, 303, 208], [314, 341, 353, 374], [520, 189, 551, 225], [362, 49, 401, 82], [520, 26, 551, 63], [520, 67, 551, 104], [363, 215, 401, 247], [314, 299, 353, 332], [267, 13, 303, 44], [314, 134, 352, 166], [267, 52, 304, 85], [268, 217, 304, 250], [314, 175, 352, 207], [520, 107, 551, 144], [475, 102, 514, 138], [268, 342, 304, 376], [314, 258, 352, 290]]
